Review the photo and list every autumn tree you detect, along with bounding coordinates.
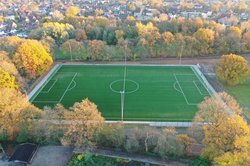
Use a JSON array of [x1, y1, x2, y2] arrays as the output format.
[[88, 40, 106, 60], [42, 22, 75, 44], [154, 128, 184, 158], [62, 99, 104, 149], [0, 89, 41, 140], [222, 26, 242, 53], [96, 123, 126, 149], [148, 0, 163, 8], [127, 4, 136, 12], [14, 40, 53, 79], [194, 28, 215, 55], [217, 54, 249, 85], [29, 104, 66, 144], [61, 39, 84, 60], [203, 115, 250, 165], [0, 36, 24, 57], [95, 9, 104, 16], [162, 32, 175, 44], [75, 29, 87, 41], [242, 31, 250, 50], [66, 6, 80, 17], [0, 15, 4, 23], [0, 51, 25, 88], [0, 67, 17, 89], [192, 93, 250, 165], [129, 127, 159, 153], [50, 10, 65, 22], [136, 22, 160, 57]]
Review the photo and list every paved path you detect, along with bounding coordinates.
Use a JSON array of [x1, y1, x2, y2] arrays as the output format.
[[30, 146, 73, 166]]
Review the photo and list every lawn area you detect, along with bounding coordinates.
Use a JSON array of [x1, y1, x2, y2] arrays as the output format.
[[225, 77, 250, 119], [30, 65, 211, 122], [68, 153, 157, 166]]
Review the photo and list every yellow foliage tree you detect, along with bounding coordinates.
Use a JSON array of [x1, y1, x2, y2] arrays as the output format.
[[136, 22, 160, 57], [0, 67, 17, 89], [194, 28, 215, 43], [162, 32, 175, 44], [192, 93, 250, 165], [0, 88, 41, 140], [62, 99, 104, 149], [193, 28, 215, 55], [14, 40, 53, 79], [66, 6, 80, 17], [216, 54, 249, 85], [202, 115, 250, 165], [228, 26, 242, 40]]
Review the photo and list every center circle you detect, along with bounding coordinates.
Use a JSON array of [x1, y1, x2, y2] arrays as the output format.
[[110, 79, 139, 94]]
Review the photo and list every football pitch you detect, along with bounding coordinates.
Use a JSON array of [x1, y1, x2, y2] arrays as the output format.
[[30, 64, 213, 122]]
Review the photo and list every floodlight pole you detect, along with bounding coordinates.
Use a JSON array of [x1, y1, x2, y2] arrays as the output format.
[[121, 42, 127, 122]]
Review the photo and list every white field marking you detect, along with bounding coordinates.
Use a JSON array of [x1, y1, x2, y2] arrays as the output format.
[[191, 67, 212, 96], [29, 64, 62, 101], [173, 74, 197, 106], [193, 81, 210, 96], [106, 117, 193, 121], [32, 100, 58, 103], [57, 72, 78, 74], [109, 79, 139, 94], [106, 121, 193, 127], [173, 82, 182, 93], [61, 63, 195, 67], [174, 74, 194, 76], [59, 73, 78, 103], [41, 79, 58, 93], [67, 80, 77, 91], [193, 80, 203, 95]]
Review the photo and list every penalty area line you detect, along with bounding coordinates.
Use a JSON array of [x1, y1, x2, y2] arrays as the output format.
[[173, 74, 197, 106], [59, 73, 78, 103]]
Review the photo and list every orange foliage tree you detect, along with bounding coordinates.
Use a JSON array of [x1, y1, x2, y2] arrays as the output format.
[[88, 40, 106, 60], [14, 40, 53, 79], [62, 99, 104, 149], [0, 89, 41, 140]]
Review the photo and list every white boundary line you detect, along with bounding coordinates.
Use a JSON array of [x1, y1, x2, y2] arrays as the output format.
[[28, 64, 219, 125], [32, 101, 58, 103], [40, 79, 58, 93], [61, 63, 195, 67], [106, 121, 193, 127], [191, 66, 215, 96], [28, 64, 62, 101], [59, 73, 78, 103]]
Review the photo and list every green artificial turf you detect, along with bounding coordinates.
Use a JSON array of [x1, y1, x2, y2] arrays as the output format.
[[225, 77, 250, 119], [31, 65, 211, 122]]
